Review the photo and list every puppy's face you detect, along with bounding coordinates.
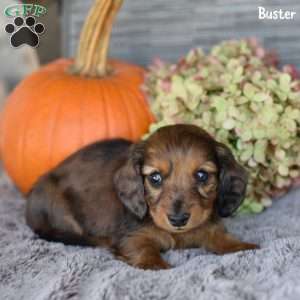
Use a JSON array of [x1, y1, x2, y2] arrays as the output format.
[[114, 124, 248, 233], [142, 129, 218, 233]]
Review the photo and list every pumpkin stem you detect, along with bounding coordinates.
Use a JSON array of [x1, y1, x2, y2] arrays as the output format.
[[70, 0, 123, 77]]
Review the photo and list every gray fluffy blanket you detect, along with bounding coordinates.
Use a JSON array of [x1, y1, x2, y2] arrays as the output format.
[[1, 167, 300, 300]]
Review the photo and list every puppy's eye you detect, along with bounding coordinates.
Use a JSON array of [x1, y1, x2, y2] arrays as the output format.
[[195, 170, 209, 183], [148, 172, 163, 187]]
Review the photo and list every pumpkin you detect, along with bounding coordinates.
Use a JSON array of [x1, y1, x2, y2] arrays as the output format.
[[0, 0, 154, 194]]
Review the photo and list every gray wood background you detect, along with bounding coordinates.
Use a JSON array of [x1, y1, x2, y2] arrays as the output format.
[[62, 0, 300, 68]]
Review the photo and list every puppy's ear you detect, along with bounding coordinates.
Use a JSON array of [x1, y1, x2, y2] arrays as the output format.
[[215, 142, 248, 217], [113, 143, 147, 219]]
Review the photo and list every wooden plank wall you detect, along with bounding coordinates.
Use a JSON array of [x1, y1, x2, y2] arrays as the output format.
[[62, 0, 300, 68]]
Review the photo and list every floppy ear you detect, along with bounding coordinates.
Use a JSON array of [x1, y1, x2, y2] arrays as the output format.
[[215, 142, 248, 217], [113, 143, 147, 219]]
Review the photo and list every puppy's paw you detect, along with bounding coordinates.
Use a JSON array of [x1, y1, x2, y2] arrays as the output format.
[[217, 241, 259, 254], [230, 242, 260, 253], [135, 259, 171, 270], [242, 242, 260, 251]]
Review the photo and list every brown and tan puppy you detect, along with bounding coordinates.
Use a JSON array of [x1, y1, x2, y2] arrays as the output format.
[[26, 124, 258, 269]]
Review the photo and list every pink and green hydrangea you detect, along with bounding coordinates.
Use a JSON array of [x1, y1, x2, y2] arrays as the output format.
[[143, 39, 300, 214]]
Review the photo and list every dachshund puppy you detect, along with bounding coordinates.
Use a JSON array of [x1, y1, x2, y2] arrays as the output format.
[[26, 124, 258, 269]]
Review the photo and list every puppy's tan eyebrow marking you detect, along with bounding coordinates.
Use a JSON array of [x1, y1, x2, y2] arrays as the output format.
[[142, 165, 158, 175], [199, 161, 217, 172], [142, 160, 172, 176]]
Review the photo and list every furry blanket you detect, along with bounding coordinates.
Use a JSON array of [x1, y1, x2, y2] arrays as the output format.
[[1, 167, 300, 300]]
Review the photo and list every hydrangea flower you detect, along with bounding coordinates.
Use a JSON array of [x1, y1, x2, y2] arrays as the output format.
[[143, 39, 300, 214]]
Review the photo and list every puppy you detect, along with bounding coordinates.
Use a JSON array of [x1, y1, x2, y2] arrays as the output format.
[[26, 124, 258, 269]]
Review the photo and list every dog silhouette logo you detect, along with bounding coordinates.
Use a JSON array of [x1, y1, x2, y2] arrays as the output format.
[[4, 4, 47, 48]]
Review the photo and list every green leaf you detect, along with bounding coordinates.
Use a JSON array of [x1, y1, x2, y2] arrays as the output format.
[[254, 140, 267, 163], [240, 143, 254, 161], [236, 96, 249, 105], [185, 95, 200, 110], [252, 127, 266, 139], [279, 73, 291, 93], [275, 90, 288, 101], [202, 111, 211, 125], [171, 75, 187, 99], [240, 128, 252, 141], [232, 66, 244, 83], [253, 93, 269, 102], [228, 106, 240, 118], [185, 78, 204, 96], [259, 107, 278, 124], [275, 149, 286, 160], [267, 79, 277, 90], [212, 96, 228, 112], [200, 68, 209, 78], [216, 129, 229, 141], [215, 111, 227, 123], [251, 71, 262, 84], [278, 165, 289, 176], [289, 92, 300, 101], [248, 202, 264, 213], [243, 83, 257, 99], [223, 118, 235, 130]]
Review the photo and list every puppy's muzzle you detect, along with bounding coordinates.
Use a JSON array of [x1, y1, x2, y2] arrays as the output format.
[[167, 212, 190, 227]]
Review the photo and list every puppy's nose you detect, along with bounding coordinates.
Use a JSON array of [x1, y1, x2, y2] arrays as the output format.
[[168, 213, 190, 227]]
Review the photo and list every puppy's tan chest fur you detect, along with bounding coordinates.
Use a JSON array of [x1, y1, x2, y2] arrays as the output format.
[[123, 221, 221, 251], [118, 221, 258, 269]]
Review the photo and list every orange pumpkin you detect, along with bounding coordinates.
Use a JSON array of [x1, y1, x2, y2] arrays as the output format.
[[0, 0, 154, 194]]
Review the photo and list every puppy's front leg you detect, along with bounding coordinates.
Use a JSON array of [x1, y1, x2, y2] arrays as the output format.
[[193, 223, 259, 254], [117, 226, 174, 270]]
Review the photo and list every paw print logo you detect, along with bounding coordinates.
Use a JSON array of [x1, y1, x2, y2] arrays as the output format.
[[5, 16, 45, 48]]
